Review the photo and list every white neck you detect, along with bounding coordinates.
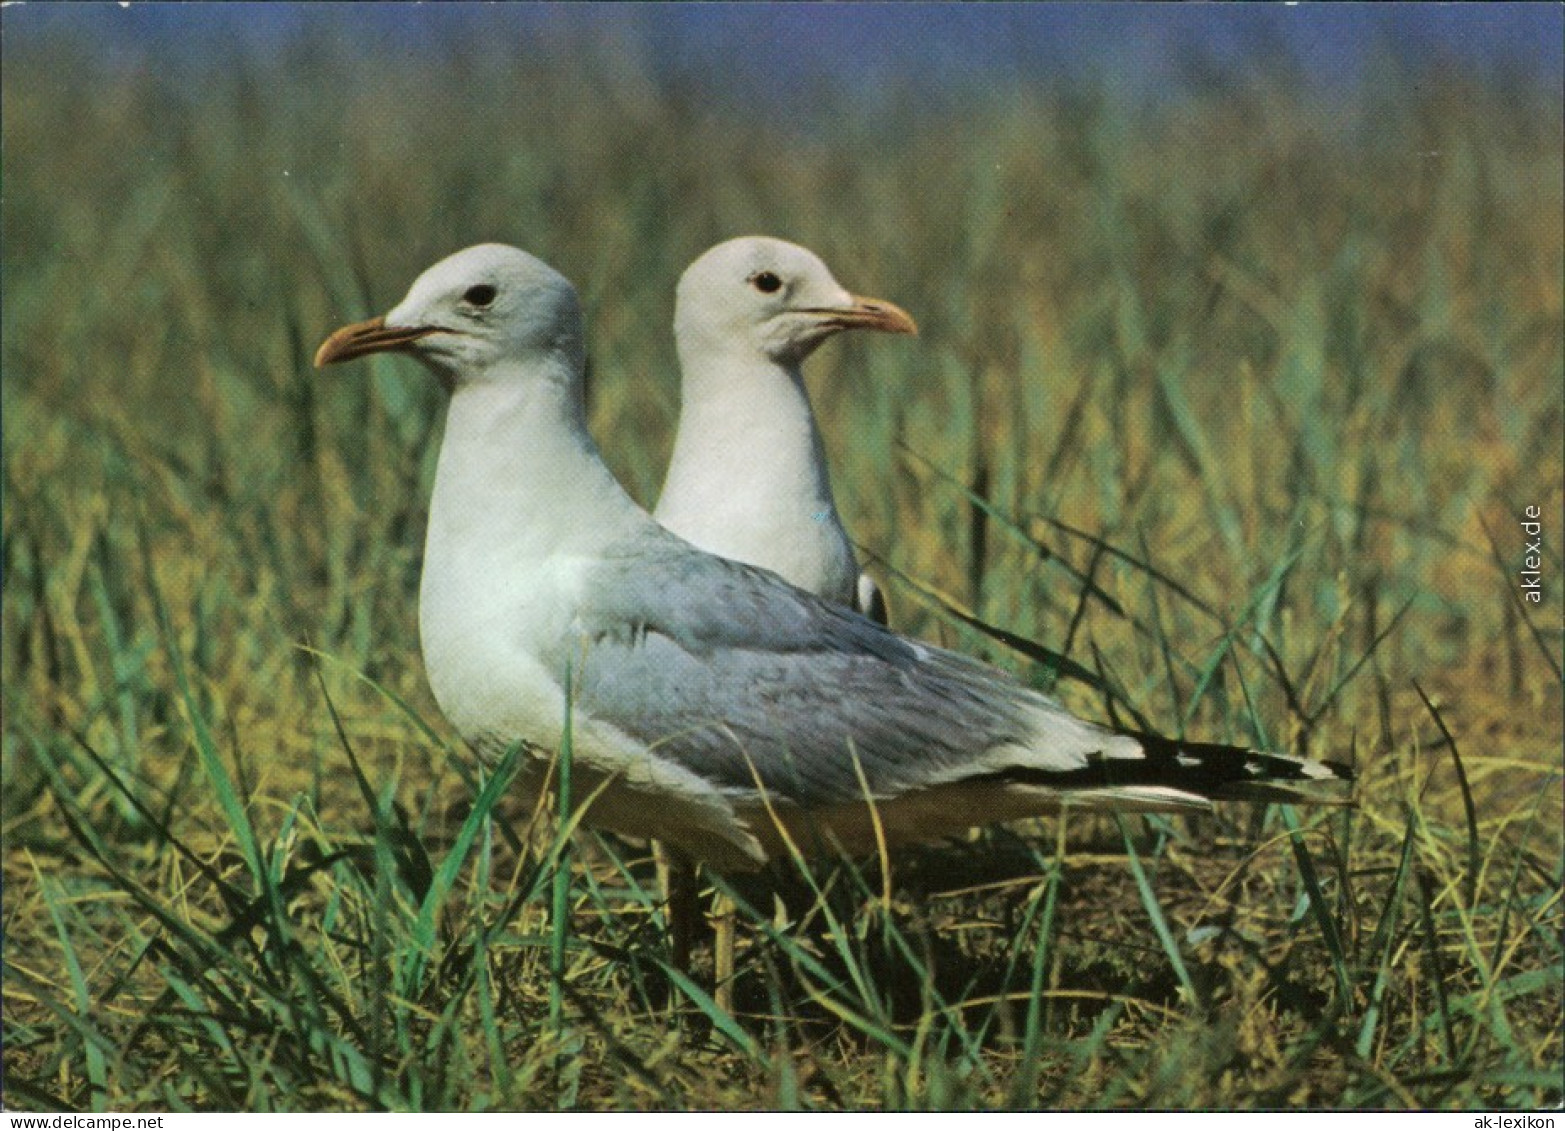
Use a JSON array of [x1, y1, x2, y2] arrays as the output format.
[[417, 356, 651, 737], [656, 342, 857, 602], [424, 359, 644, 586]]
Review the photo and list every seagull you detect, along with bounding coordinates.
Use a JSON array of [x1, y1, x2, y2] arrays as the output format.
[[655, 237, 916, 623], [315, 243, 1351, 882]]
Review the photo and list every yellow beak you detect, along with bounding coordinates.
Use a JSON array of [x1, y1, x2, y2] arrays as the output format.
[[314, 316, 441, 367], [799, 295, 918, 336]]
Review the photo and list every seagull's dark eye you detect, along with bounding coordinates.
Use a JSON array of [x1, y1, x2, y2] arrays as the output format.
[[463, 284, 497, 307], [750, 271, 782, 294]]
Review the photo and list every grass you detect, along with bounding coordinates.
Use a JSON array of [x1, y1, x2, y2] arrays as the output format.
[[3, 13, 1562, 1111]]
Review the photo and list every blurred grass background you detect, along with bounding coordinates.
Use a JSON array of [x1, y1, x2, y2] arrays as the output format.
[[3, 4, 1561, 1112]]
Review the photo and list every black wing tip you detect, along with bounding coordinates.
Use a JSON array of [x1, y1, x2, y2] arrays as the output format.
[[968, 734, 1357, 803], [1128, 731, 1357, 786], [1317, 757, 1357, 783]]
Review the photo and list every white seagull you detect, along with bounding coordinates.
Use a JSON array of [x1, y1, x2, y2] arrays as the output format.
[[655, 237, 915, 623], [314, 243, 1351, 877]]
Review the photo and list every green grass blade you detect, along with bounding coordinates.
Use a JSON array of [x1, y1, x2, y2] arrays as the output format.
[[401, 743, 520, 989], [1114, 814, 1198, 1007], [1356, 815, 1417, 1059], [36, 873, 110, 1109], [1279, 805, 1354, 1004], [550, 669, 575, 1047], [1414, 680, 1480, 910]]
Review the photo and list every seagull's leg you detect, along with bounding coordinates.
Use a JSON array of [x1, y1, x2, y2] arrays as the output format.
[[713, 886, 736, 1015], [656, 841, 702, 974], [658, 844, 736, 1013]]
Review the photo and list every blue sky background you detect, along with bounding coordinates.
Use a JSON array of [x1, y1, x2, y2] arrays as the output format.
[[7, 2, 1562, 110]]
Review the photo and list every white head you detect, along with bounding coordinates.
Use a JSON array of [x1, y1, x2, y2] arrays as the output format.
[[315, 243, 585, 390], [674, 236, 916, 366]]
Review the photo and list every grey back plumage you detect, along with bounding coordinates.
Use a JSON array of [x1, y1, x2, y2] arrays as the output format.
[[569, 528, 1133, 809]]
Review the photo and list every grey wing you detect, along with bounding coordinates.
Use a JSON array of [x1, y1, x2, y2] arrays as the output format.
[[581, 532, 914, 663], [571, 535, 1105, 808]]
